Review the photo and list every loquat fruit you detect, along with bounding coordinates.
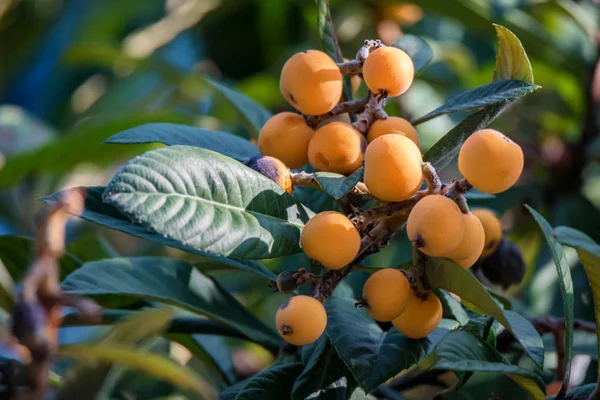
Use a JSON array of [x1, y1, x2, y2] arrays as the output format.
[[300, 211, 361, 270], [280, 50, 343, 115], [458, 129, 524, 194], [392, 290, 442, 339], [258, 112, 314, 169], [276, 295, 327, 346], [407, 195, 465, 257], [445, 211, 485, 269], [362, 268, 410, 321], [471, 208, 503, 257], [245, 156, 293, 194], [364, 134, 423, 202], [366, 117, 419, 147], [363, 46, 414, 97], [308, 121, 365, 175]]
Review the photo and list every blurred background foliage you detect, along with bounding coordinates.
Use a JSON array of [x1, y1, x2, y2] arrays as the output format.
[[0, 0, 599, 398]]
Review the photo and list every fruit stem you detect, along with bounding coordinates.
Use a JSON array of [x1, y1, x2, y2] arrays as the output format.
[[422, 162, 441, 193], [281, 325, 293, 336], [455, 194, 470, 214], [304, 96, 369, 128], [337, 59, 362, 75], [352, 92, 387, 135], [290, 171, 374, 198], [443, 178, 473, 199]]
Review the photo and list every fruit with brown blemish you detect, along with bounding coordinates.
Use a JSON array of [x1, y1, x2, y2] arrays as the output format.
[[258, 112, 314, 169], [471, 208, 503, 257], [245, 156, 293, 194], [406, 195, 465, 257], [308, 121, 365, 175], [445, 211, 485, 269], [300, 211, 361, 270], [362, 46, 414, 97], [392, 290, 442, 339], [276, 295, 327, 346], [362, 268, 410, 321], [366, 117, 419, 147], [280, 50, 343, 115]]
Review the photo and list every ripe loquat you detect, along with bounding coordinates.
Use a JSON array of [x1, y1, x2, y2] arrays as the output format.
[[258, 112, 314, 169], [366, 117, 419, 147], [445, 211, 485, 269], [363, 47, 414, 97], [245, 156, 293, 194], [471, 208, 503, 257], [362, 268, 410, 321], [392, 290, 442, 339], [276, 295, 327, 346], [308, 121, 365, 175]]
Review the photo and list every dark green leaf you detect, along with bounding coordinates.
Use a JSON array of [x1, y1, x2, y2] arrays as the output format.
[[426, 257, 544, 368], [219, 362, 303, 400], [436, 289, 469, 325], [66, 232, 119, 262], [324, 284, 449, 392], [103, 146, 312, 259], [60, 257, 282, 348], [413, 80, 539, 125], [43, 187, 276, 280], [315, 168, 364, 200], [525, 206, 573, 390], [104, 123, 260, 161], [392, 34, 433, 74], [464, 189, 495, 200], [493, 24, 534, 83]]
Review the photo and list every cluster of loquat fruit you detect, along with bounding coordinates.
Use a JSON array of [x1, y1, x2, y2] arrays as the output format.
[[246, 42, 524, 347]]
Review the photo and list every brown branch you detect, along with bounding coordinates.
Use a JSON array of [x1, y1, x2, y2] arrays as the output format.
[[305, 96, 370, 128], [352, 92, 387, 135]]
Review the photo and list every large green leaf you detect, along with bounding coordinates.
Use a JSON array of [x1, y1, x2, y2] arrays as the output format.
[[554, 226, 600, 399], [493, 24, 534, 84], [59, 344, 217, 399], [525, 206, 574, 391], [103, 146, 311, 259], [43, 187, 276, 280], [392, 35, 433, 74], [315, 168, 364, 200], [426, 258, 544, 368], [0, 113, 188, 188], [432, 331, 545, 400], [412, 80, 539, 125], [436, 289, 469, 325], [104, 123, 260, 161], [219, 362, 303, 400], [60, 257, 282, 348], [324, 284, 449, 392]]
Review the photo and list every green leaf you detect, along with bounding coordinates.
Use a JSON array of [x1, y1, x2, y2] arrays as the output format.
[[43, 187, 276, 280], [60, 257, 282, 348], [0, 113, 189, 188], [436, 289, 469, 325], [432, 331, 545, 400], [59, 344, 217, 399], [103, 146, 312, 259], [525, 206, 574, 391], [219, 362, 303, 400], [200, 77, 272, 138], [464, 189, 495, 200], [66, 232, 119, 262], [0, 235, 81, 281], [392, 34, 433, 74], [554, 226, 600, 398], [493, 24, 534, 84], [324, 285, 448, 392], [315, 168, 364, 200], [104, 123, 260, 161], [426, 258, 544, 368], [412, 80, 539, 125]]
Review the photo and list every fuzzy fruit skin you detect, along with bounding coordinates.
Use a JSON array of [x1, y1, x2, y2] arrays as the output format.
[[308, 122, 365, 175], [392, 290, 442, 339], [472, 208, 503, 257], [258, 112, 314, 169], [245, 156, 293, 194], [367, 117, 419, 147], [363, 47, 414, 97], [280, 50, 343, 115], [407, 195, 465, 257], [301, 211, 361, 270], [458, 129, 524, 194], [363, 268, 410, 321], [276, 295, 327, 346], [446, 211, 485, 269], [364, 134, 423, 202]]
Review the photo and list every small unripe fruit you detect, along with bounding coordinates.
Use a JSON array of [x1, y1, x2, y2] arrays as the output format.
[[362, 269, 410, 321], [367, 117, 419, 147], [245, 156, 292, 194], [301, 211, 361, 269], [258, 112, 314, 169], [458, 129, 524, 194], [276, 295, 327, 346], [363, 47, 414, 97], [392, 290, 442, 339], [280, 50, 343, 115], [407, 195, 465, 257], [445, 212, 485, 269], [472, 208, 503, 257], [308, 122, 365, 175], [364, 135, 422, 201]]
